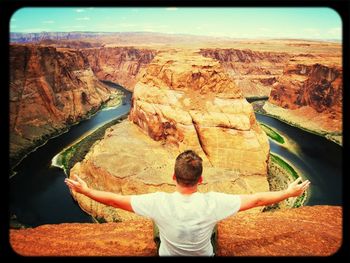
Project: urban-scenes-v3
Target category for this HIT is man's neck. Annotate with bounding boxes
[176,184,198,195]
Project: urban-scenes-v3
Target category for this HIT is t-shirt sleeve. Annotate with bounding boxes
[130,192,160,218]
[211,192,241,221]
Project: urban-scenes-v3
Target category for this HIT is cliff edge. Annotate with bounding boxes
[10,205,342,256]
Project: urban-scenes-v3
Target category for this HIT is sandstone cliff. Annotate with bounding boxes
[200,46,342,142]
[199,48,289,98]
[9,44,112,168]
[82,47,157,91]
[69,49,270,222]
[129,49,269,173]
[265,62,342,142]
[10,205,342,256]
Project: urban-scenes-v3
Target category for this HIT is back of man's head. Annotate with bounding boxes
[174,150,203,187]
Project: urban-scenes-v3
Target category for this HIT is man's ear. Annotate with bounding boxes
[198,176,203,184]
[172,174,176,181]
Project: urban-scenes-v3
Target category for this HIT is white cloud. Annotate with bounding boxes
[76,17,90,21]
[21,28,48,32]
[43,20,55,24]
[304,28,318,33]
[11,18,16,22]
[327,27,341,36]
[76,9,85,13]
[119,23,137,28]
[166,7,178,11]
[259,27,272,32]
[72,25,87,29]
[60,25,86,30]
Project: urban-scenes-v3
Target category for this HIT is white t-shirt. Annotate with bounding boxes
[131,191,241,256]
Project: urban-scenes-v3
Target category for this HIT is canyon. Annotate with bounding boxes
[9,44,157,169]
[9,33,342,256]
[69,49,270,222]
[9,44,113,168]
[200,43,342,144]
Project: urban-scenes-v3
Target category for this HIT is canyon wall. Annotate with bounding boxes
[9,44,112,167]
[264,61,342,142]
[70,49,270,222]
[199,48,290,98]
[200,46,342,142]
[269,62,342,114]
[129,50,269,173]
[82,47,157,90]
[10,205,342,256]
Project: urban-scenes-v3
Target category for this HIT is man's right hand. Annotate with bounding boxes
[64,174,89,195]
[286,177,311,197]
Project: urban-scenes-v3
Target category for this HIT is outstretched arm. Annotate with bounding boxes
[65,174,134,212]
[239,177,310,212]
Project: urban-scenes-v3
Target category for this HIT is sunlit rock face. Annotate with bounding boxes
[9,44,112,166]
[129,49,270,174]
[70,49,270,222]
[200,43,342,143]
[10,205,342,256]
[82,47,157,91]
[199,48,290,98]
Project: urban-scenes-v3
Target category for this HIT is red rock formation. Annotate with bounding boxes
[200,45,342,141]
[69,49,269,222]
[266,62,342,137]
[200,48,289,63]
[82,47,157,91]
[9,44,112,167]
[270,63,342,113]
[199,48,289,98]
[10,205,342,256]
[129,50,269,174]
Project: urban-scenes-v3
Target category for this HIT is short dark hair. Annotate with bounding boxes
[174,150,203,187]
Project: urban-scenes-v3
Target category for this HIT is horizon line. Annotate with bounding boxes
[10,31,342,43]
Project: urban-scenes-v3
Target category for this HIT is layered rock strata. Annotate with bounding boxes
[129,50,270,174]
[265,63,342,139]
[10,205,342,256]
[82,47,157,90]
[199,48,290,98]
[9,44,112,167]
[70,50,270,222]
[200,47,342,143]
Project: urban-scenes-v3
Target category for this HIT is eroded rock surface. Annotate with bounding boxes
[82,47,157,91]
[265,63,342,140]
[70,49,270,222]
[10,206,342,256]
[200,48,289,98]
[200,43,342,142]
[9,44,112,167]
[129,49,269,174]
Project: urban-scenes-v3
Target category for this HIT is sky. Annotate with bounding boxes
[10,7,342,41]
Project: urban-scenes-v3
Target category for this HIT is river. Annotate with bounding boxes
[9,85,342,227]
[9,81,132,227]
[255,114,342,206]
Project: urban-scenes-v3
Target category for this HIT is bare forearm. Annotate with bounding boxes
[239,189,291,211]
[83,188,133,212]
[239,178,310,212]
[253,189,291,207]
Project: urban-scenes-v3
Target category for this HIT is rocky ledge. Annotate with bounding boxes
[9,205,342,256]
